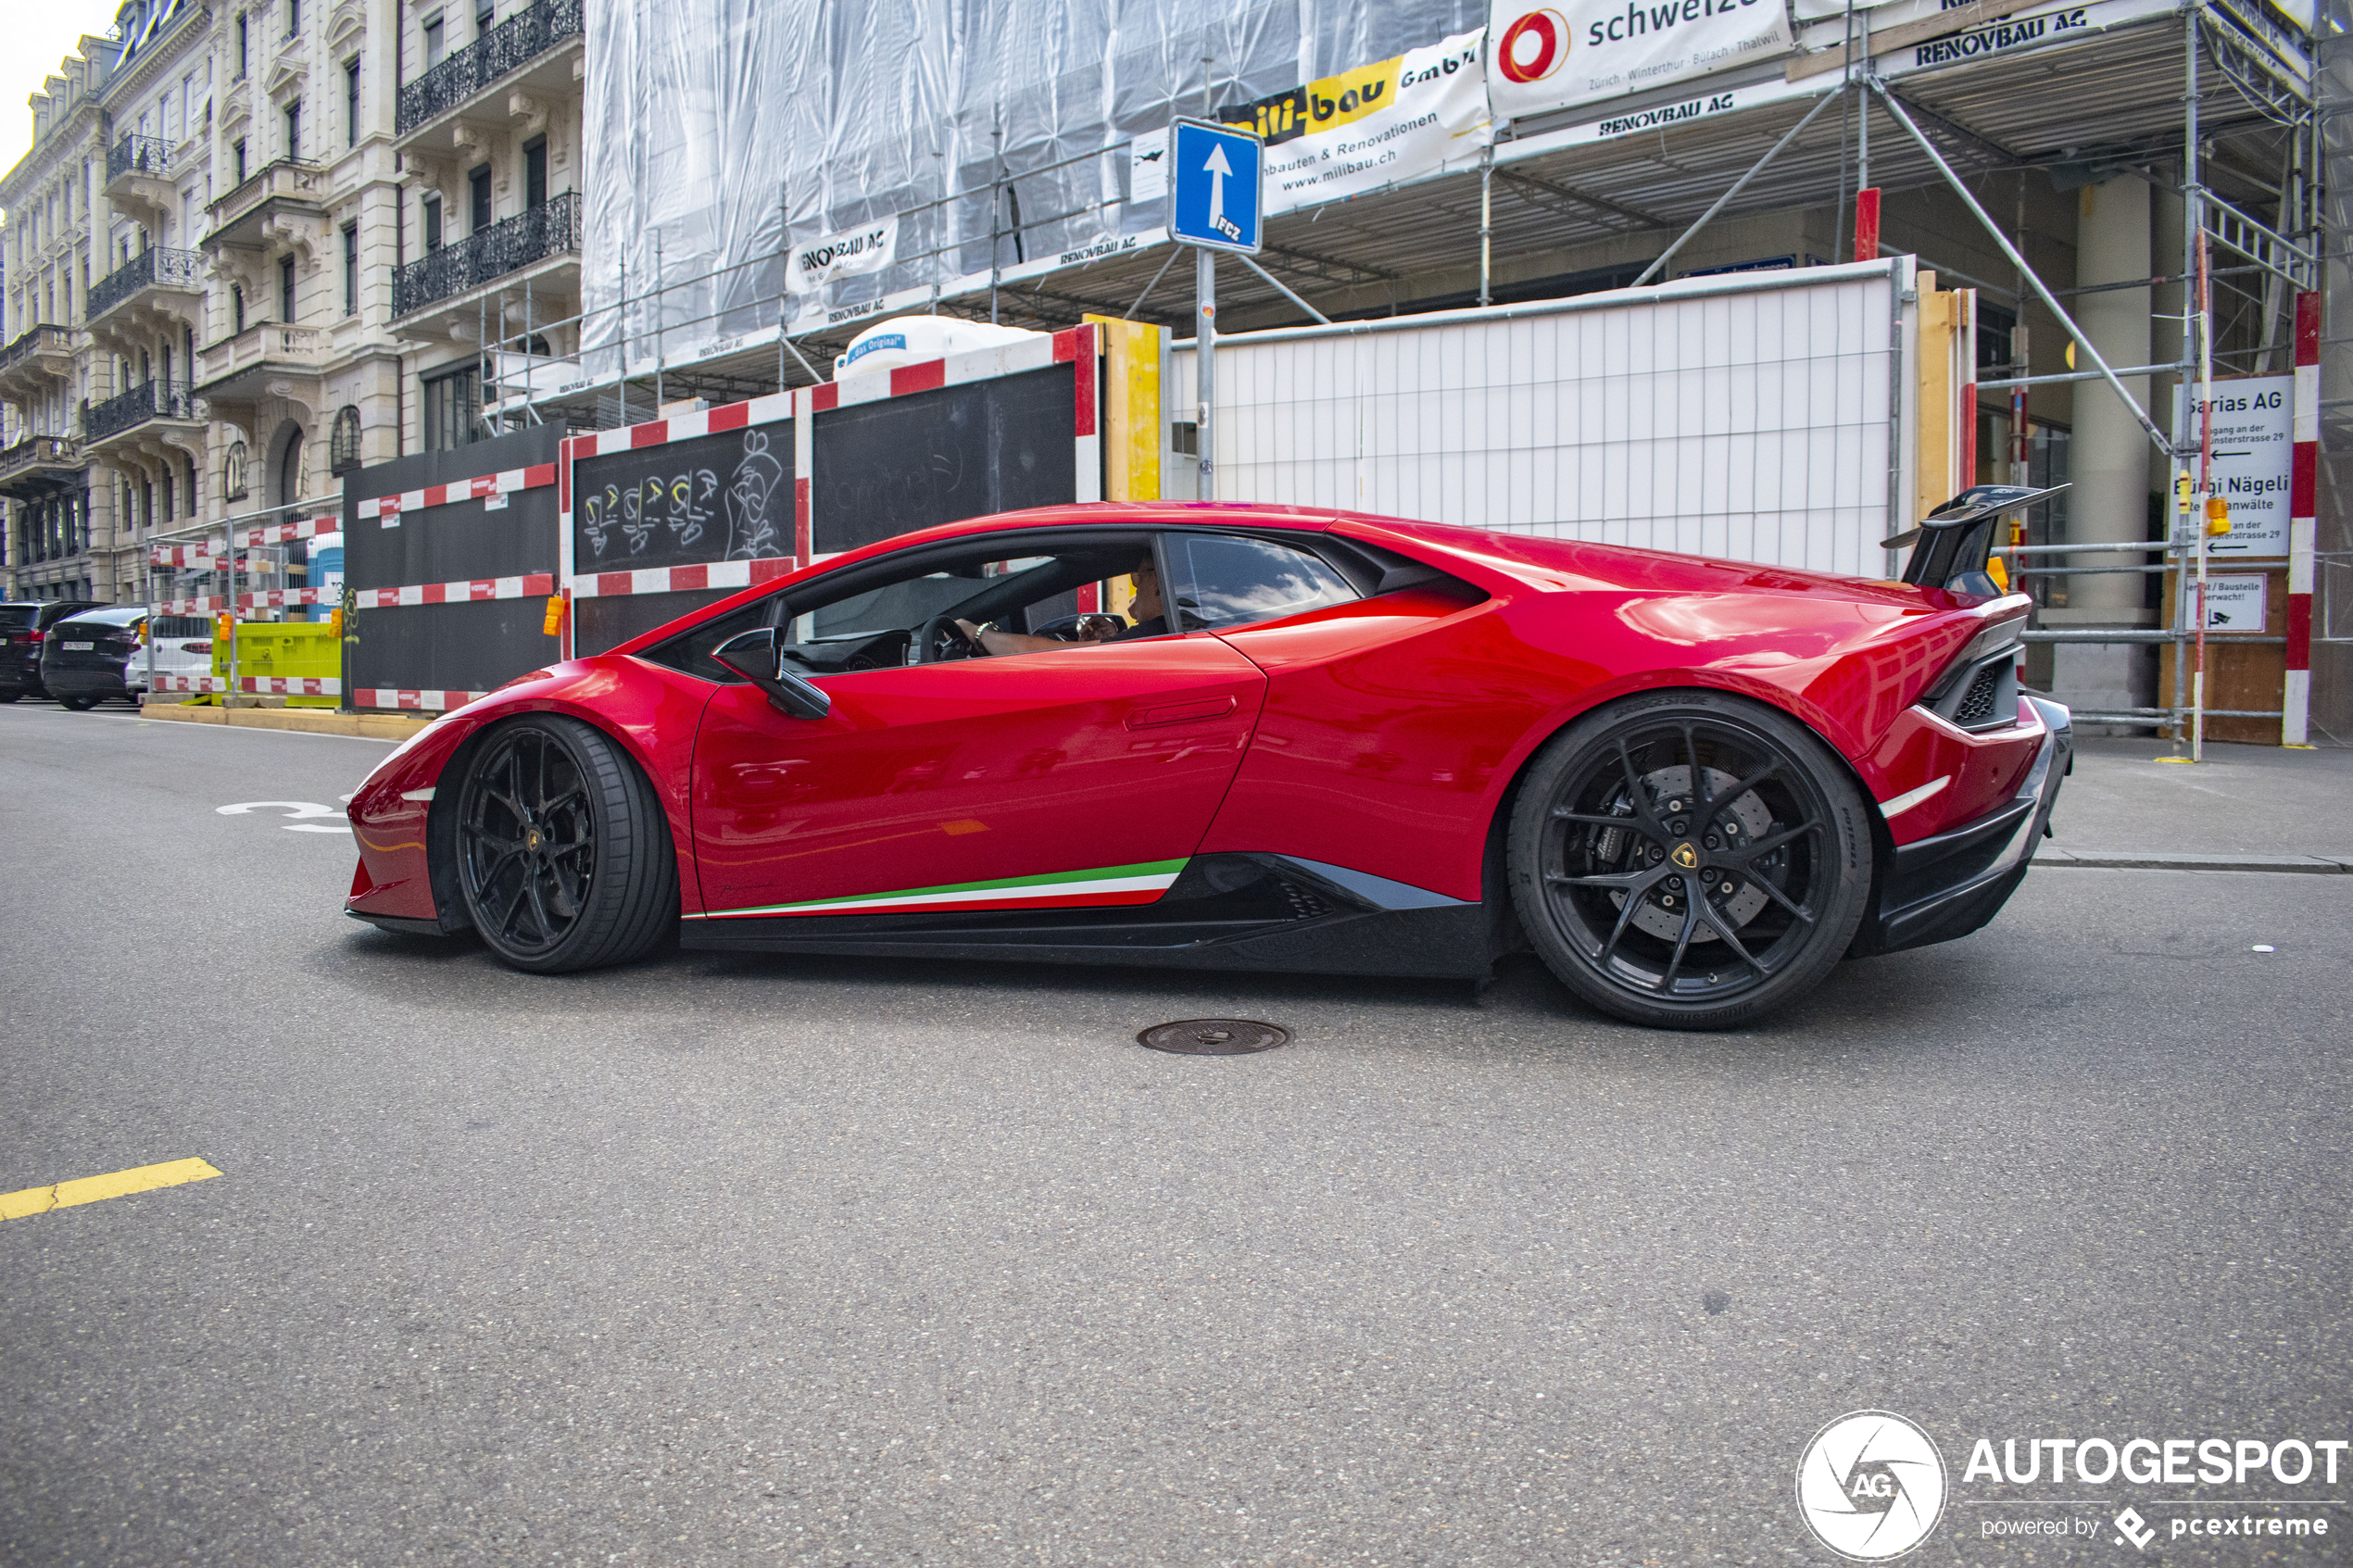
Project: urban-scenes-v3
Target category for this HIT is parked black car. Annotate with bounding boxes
[1,599,107,701]
[41,607,155,709]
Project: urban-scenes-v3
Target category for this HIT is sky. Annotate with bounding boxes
[1,0,129,194]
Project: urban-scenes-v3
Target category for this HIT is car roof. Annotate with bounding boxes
[57,606,146,625]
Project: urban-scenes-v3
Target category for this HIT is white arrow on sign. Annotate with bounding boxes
[1203,142,1233,229]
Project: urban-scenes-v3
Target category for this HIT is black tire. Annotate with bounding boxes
[1508,691,1874,1030]
[452,714,678,973]
[56,696,94,711]
[0,692,17,703]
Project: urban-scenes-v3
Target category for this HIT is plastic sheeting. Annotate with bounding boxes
[579,0,1485,371]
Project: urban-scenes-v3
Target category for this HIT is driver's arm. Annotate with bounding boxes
[955,619,1097,656]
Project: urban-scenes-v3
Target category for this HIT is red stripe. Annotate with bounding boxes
[890,360,946,397]
[522,573,554,594]
[2297,292,2322,367]
[1074,324,1098,438]
[709,402,750,433]
[2286,596,2312,671]
[1051,327,1079,363]
[672,563,710,591]
[597,571,633,596]
[2293,442,2316,517]
[796,476,812,564]
[422,583,449,604]
[523,461,557,488]
[750,557,793,585]
[631,420,671,447]
[810,383,840,413]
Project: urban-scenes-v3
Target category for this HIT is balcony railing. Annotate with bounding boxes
[0,434,79,483]
[108,132,172,184]
[0,324,74,377]
[206,158,325,231]
[395,191,582,316]
[199,320,327,387]
[88,246,204,320]
[87,379,198,443]
[398,0,584,134]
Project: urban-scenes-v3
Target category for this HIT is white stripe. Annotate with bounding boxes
[2284,669,2310,746]
[708,559,752,588]
[2296,366,2320,442]
[2288,518,2316,592]
[1878,775,1952,819]
[704,871,1180,919]
[748,391,793,424]
[835,371,896,407]
[668,411,711,442]
[632,567,672,596]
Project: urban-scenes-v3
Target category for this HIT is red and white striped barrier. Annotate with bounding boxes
[568,558,795,599]
[359,462,558,523]
[349,572,554,609]
[557,325,1101,626]
[239,587,333,610]
[150,544,270,569]
[157,594,233,614]
[238,513,340,547]
[2286,290,2317,746]
[151,674,342,696]
[350,688,486,711]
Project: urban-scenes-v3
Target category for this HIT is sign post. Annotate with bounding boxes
[1170,119,1264,502]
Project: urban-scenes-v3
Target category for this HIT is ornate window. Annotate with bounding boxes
[329,404,361,472]
[223,439,250,500]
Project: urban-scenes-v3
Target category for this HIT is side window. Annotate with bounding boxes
[635,598,773,684]
[1165,533,1357,633]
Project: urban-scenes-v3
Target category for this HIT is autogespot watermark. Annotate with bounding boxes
[1796,1413,2347,1558]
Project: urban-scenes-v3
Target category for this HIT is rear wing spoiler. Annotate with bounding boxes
[1884,483,2070,596]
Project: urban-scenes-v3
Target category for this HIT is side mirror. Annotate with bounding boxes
[711,627,832,721]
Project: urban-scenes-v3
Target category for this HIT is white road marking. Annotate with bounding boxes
[215,800,351,832]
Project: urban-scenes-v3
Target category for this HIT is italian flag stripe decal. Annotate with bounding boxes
[695,859,1189,920]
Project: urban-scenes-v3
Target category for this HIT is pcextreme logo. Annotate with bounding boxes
[1796,1411,1948,1561]
[1496,7,1571,83]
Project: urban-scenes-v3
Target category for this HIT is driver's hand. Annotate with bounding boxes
[954,619,983,644]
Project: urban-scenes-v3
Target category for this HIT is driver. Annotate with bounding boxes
[954,552,1167,656]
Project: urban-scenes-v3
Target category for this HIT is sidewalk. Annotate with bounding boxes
[2035,736,2353,873]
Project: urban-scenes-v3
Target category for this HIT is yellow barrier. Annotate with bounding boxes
[218,621,341,708]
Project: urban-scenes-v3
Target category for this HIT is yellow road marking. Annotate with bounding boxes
[0,1158,223,1221]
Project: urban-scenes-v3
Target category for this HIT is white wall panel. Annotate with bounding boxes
[1174,259,1913,580]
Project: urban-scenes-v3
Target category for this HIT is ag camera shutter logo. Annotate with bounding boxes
[1796,1411,1948,1560]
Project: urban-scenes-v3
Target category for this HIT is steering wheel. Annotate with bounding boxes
[915,614,981,664]
[1032,613,1125,643]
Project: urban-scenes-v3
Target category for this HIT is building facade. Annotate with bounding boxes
[1,0,578,607]
[1,33,124,603]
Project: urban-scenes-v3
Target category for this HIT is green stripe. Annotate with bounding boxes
[756,858,1189,914]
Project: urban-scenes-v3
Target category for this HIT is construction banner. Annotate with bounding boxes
[1218,29,1492,215]
[1486,0,1791,122]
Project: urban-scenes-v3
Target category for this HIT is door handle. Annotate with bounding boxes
[1126,696,1239,730]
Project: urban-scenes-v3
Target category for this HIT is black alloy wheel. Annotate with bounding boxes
[453,715,677,973]
[1509,692,1874,1030]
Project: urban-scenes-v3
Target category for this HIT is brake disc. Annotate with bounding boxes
[1604,764,1774,943]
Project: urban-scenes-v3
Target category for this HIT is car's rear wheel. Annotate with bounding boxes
[57,695,94,710]
[453,714,677,973]
[1508,692,1874,1030]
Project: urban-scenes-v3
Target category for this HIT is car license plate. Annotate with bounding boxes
[63,640,94,651]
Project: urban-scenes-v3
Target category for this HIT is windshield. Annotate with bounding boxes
[0,607,34,631]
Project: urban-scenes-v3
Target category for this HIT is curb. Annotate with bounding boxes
[137,703,434,741]
[2034,847,2353,874]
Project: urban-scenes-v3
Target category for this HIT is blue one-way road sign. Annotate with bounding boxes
[1170,119,1264,254]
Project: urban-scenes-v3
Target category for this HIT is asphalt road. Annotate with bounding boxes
[3,700,2347,1567]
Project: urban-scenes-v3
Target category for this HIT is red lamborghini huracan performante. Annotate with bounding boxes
[346,495,2070,1030]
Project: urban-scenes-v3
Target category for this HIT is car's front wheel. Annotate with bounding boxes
[453,714,677,973]
[56,695,94,711]
[1508,692,1874,1030]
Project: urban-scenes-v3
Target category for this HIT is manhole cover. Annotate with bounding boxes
[1137,1019,1291,1055]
